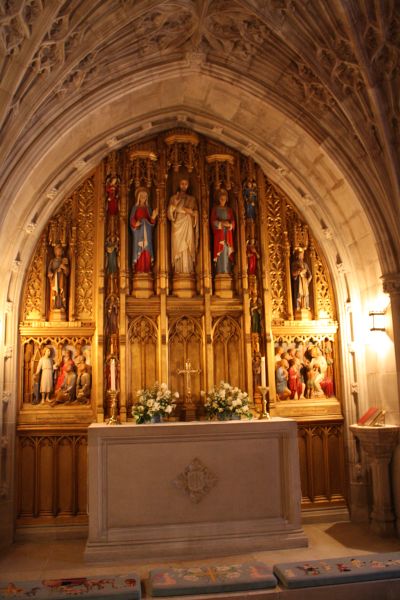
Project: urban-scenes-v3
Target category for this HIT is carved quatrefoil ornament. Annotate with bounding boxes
[173,457,218,504]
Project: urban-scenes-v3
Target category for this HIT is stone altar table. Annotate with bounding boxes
[85,418,307,561]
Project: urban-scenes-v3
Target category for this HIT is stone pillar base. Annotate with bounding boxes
[172,274,196,298]
[214,273,233,298]
[295,307,312,320]
[132,273,153,298]
[49,308,66,321]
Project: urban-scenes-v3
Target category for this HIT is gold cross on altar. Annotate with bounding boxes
[177,358,201,401]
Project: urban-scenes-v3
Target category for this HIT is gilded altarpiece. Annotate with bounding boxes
[17,129,346,529]
[17,175,99,528]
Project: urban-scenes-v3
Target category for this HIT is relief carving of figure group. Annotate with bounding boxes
[32,344,92,406]
[274,337,334,401]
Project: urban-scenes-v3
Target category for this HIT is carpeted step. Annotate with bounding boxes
[148,562,277,596]
[0,574,141,599]
[273,552,400,588]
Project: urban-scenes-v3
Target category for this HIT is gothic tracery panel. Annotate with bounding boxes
[169,316,203,401]
[212,316,243,389]
[128,316,158,402]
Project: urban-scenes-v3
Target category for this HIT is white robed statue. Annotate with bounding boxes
[168,178,199,274]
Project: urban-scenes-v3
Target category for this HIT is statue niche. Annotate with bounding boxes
[210,188,236,298]
[47,244,70,321]
[129,186,158,298]
[168,175,199,298]
[290,246,312,320]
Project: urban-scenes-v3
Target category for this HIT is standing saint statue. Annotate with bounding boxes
[168,178,198,274]
[48,244,70,318]
[291,247,312,313]
[35,347,54,403]
[130,187,158,273]
[211,188,235,274]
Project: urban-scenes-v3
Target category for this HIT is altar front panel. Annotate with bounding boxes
[86,418,307,560]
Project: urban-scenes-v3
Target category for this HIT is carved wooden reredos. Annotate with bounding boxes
[19,129,337,423]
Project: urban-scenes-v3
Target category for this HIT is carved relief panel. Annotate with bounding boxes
[20,336,92,409]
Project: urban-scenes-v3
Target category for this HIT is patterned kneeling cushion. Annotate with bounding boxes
[274,552,400,588]
[0,574,141,600]
[149,562,277,596]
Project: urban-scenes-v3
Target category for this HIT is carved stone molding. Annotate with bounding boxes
[382,273,400,296]
[2,392,11,405]
[173,457,218,503]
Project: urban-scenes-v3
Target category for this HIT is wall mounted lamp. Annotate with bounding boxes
[369,310,386,332]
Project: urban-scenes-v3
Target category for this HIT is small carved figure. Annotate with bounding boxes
[130,187,158,273]
[246,238,259,275]
[48,244,70,314]
[55,349,75,392]
[310,346,327,396]
[168,178,198,274]
[275,359,291,400]
[53,363,77,405]
[35,347,54,403]
[105,235,119,275]
[250,297,262,334]
[291,247,312,311]
[243,178,257,220]
[211,188,235,274]
[76,357,91,403]
[106,176,119,216]
[323,337,334,386]
[305,363,315,398]
[288,358,302,399]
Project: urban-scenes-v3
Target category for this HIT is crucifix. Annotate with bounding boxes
[177,358,201,421]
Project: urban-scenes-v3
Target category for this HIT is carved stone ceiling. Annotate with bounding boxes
[0,1,399,267]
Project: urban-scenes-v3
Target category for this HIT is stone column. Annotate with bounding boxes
[350,424,399,536]
[382,273,400,536]
[382,273,400,409]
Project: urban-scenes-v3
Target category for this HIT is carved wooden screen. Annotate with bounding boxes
[17,431,87,522]
[212,316,243,389]
[169,316,203,399]
[128,316,158,401]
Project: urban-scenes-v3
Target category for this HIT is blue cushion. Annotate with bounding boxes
[274,552,400,588]
[149,562,277,596]
[0,575,141,599]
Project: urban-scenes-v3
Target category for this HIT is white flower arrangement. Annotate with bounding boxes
[132,382,178,423]
[202,381,252,420]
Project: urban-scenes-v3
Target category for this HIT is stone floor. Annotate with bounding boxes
[1,521,399,598]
